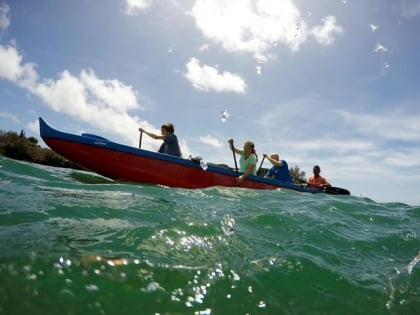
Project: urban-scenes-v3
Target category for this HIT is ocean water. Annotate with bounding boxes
[0,156,419,315]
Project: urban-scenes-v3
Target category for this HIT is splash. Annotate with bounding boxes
[188,156,208,171]
[221,214,235,236]
[373,43,388,53]
[200,159,208,171]
[407,251,420,274]
[220,109,229,122]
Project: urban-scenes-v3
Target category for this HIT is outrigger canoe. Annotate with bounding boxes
[39,118,350,195]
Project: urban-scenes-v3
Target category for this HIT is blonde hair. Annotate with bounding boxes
[244,140,258,160]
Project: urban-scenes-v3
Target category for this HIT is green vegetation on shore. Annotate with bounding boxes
[0,129,84,170]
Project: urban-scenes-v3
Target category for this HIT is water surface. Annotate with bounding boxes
[0,156,419,314]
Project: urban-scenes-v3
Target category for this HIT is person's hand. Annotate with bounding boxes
[228,139,235,150]
[263,153,268,158]
[139,127,144,132]
[237,175,244,184]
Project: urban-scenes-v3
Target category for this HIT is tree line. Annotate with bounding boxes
[0,129,84,170]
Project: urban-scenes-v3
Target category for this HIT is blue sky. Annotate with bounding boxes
[1,0,420,205]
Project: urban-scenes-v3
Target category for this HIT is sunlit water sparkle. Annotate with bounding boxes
[0,156,419,314]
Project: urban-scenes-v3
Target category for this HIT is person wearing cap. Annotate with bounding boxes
[263,153,292,182]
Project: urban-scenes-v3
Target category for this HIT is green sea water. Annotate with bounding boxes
[0,156,419,315]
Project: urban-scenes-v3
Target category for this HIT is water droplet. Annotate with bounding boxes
[221,214,235,235]
[200,159,208,171]
[407,251,420,274]
[85,284,99,292]
[220,110,229,122]
[146,282,160,292]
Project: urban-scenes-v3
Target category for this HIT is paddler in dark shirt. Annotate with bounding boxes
[139,122,182,157]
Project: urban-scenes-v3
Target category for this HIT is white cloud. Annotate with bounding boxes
[199,44,209,52]
[401,0,420,18]
[0,43,38,87]
[338,110,420,142]
[80,69,138,112]
[0,42,144,146]
[125,0,152,15]
[32,70,142,142]
[184,57,246,93]
[0,11,188,154]
[199,134,223,148]
[190,0,343,62]
[26,119,39,134]
[0,2,10,31]
[383,149,420,168]
[311,16,343,46]
[291,138,374,154]
[0,111,19,123]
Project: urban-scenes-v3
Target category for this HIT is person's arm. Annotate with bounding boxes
[238,164,255,183]
[320,177,331,187]
[264,167,274,178]
[237,155,257,183]
[307,177,330,189]
[227,139,243,154]
[139,128,164,140]
[263,153,282,167]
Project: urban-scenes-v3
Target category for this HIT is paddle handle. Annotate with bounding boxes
[139,131,143,149]
[257,155,266,176]
[229,139,239,177]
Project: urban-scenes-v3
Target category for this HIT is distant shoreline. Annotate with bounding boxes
[0,129,85,170]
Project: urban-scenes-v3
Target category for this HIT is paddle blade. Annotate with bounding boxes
[324,186,350,195]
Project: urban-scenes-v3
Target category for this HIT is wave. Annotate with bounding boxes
[1,156,419,314]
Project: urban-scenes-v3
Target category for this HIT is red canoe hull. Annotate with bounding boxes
[44,138,278,189]
[39,117,324,193]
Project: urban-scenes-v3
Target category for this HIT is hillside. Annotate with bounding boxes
[0,129,84,170]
